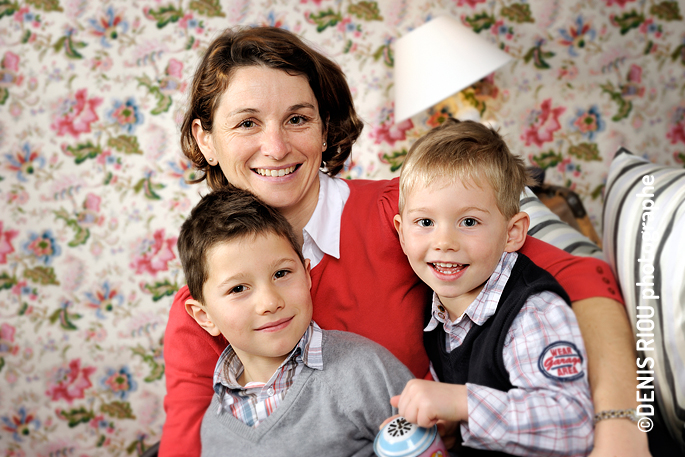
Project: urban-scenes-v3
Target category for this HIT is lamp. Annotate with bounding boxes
[393,16,512,124]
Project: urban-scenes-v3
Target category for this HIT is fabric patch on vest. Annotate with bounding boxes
[538,341,584,382]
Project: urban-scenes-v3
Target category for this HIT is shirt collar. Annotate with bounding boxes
[424,251,518,331]
[213,321,324,394]
[302,171,350,261]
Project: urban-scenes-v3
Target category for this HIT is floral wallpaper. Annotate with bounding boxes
[0,0,683,455]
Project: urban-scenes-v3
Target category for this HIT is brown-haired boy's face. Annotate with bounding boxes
[189,232,313,376]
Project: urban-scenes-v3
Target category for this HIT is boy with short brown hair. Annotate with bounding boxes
[177,186,412,456]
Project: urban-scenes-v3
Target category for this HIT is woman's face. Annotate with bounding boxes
[193,66,326,219]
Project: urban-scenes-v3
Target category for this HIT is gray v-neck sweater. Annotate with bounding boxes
[200,330,414,456]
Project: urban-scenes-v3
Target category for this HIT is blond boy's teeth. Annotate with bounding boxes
[432,262,467,274]
[255,166,296,177]
[434,262,462,268]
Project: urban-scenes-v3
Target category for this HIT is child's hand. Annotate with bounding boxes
[378,414,400,430]
[390,379,468,428]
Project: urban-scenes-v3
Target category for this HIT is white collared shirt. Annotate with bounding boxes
[301,171,350,268]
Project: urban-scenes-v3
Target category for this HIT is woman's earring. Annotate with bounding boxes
[207,157,214,163]
[323,141,327,148]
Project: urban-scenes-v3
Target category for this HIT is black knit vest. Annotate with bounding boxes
[423,253,571,456]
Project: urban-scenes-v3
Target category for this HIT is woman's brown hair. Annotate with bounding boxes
[180,26,364,190]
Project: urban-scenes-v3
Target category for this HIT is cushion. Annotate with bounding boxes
[602,147,685,446]
[521,187,603,259]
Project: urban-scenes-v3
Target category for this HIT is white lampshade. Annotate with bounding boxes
[394,16,512,123]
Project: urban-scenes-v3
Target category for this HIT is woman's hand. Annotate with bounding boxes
[572,297,652,457]
[589,419,652,457]
[390,379,468,428]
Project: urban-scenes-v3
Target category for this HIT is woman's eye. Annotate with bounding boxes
[229,285,245,294]
[238,120,255,128]
[274,269,290,279]
[461,218,478,227]
[288,115,307,125]
[417,219,434,227]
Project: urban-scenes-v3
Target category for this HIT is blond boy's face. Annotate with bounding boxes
[394,177,525,317]
[189,232,312,371]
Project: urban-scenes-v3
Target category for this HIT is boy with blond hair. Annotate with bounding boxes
[177,186,412,456]
[392,118,594,456]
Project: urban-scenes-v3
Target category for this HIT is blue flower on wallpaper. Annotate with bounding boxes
[17,283,37,299]
[4,142,45,182]
[571,105,605,141]
[262,10,286,28]
[559,16,596,57]
[107,97,143,134]
[101,366,138,400]
[167,159,198,189]
[1,406,41,442]
[84,281,124,319]
[185,17,199,29]
[15,7,41,27]
[23,230,61,265]
[88,6,129,48]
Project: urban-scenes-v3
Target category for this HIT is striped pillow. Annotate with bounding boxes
[602,147,685,446]
[521,187,603,259]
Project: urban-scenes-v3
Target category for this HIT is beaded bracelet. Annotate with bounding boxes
[593,409,638,424]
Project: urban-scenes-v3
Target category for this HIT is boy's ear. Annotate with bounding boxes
[304,258,312,290]
[393,214,407,253]
[191,119,216,165]
[504,211,530,253]
[185,298,222,337]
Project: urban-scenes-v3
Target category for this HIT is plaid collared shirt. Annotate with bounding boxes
[425,252,594,456]
[212,321,324,427]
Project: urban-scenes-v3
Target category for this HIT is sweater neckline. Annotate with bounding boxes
[208,333,329,441]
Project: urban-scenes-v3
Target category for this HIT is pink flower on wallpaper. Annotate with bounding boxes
[45,359,96,403]
[14,7,41,27]
[178,13,201,32]
[639,18,663,38]
[491,19,513,40]
[84,193,101,212]
[620,64,645,100]
[521,99,566,147]
[426,111,452,128]
[51,88,103,138]
[0,323,18,356]
[130,229,177,276]
[159,59,188,94]
[2,51,19,72]
[77,193,105,227]
[0,221,18,264]
[666,106,685,145]
[603,0,636,6]
[455,0,486,7]
[166,58,183,79]
[1,51,23,87]
[371,118,414,146]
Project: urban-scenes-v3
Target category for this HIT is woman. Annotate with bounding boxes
[161,26,647,457]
